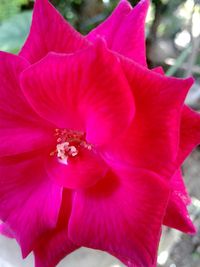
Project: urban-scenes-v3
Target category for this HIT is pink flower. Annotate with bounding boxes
[0,0,200,266]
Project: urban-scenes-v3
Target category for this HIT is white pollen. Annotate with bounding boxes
[50,129,93,162]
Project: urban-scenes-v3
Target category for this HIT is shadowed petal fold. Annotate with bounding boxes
[19,0,89,64]
[34,190,79,267]
[87,0,149,65]
[68,168,170,267]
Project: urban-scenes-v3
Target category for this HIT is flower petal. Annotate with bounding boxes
[152,66,165,75]
[0,52,54,156]
[149,68,200,168]
[20,42,135,145]
[34,190,78,267]
[0,223,14,238]
[87,0,132,43]
[163,170,196,234]
[46,148,108,189]
[0,154,63,257]
[87,0,149,65]
[19,0,88,64]
[176,106,200,166]
[68,168,170,266]
[150,67,198,233]
[105,58,193,177]
[162,107,200,233]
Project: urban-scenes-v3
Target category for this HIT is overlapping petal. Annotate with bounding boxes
[0,154,63,257]
[47,149,107,189]
[87,0,132,43]
[20,42,135,146]
[149,67,200,234]
[163,170,196,233]
[163,106,200,232]
[34,190,78,267]
[88,0,149,65]
[0,52,54,157]
[68,168,170,267]
[151,66,200,168]
[103,57,193,177]
[176,106,200,166]
[19,0,89,64]
[150,66,200,168]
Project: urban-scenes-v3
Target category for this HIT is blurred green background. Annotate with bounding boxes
[0,0,200,79]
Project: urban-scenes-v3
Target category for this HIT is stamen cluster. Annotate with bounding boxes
[50,129,92,164]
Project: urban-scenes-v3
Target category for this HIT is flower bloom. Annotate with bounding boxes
[0,0,200,266]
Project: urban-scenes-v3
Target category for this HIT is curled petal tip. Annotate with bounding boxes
[136,0,150,14]
[189,224,197,235]
[187,76,195,85]
[182,217,197,235]
[134,0,150,13]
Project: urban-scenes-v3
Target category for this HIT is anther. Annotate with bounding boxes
[50,129,92,164]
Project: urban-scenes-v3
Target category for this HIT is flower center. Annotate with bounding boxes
[50,129,92,165]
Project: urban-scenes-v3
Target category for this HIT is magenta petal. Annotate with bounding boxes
[20,42,135,145]
[0,155,63,257]
[68,168,170,266]
[19,0,88,63]
[176,106,200,166]
[164,170,196,233]
[152,66,165,75]
[163,106,200,233]
[0,127,55,157]
[149,67,198,233]
[87,0,149,65]
[164,198,196,234]
[0,223,14,238]
[0,51,54,156]
[34,229,77,267]
[34,190,79,267]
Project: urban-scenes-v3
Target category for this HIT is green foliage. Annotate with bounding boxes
[151,0,185,39]
[51,0,84,28]
[0,11,32,53]
[166,46,191,76]
[0,0,29,22]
